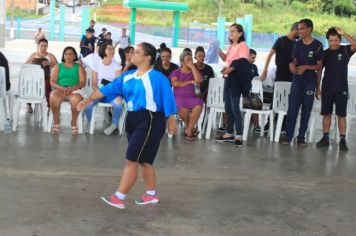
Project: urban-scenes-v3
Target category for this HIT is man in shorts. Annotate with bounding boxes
[316,27,356,151]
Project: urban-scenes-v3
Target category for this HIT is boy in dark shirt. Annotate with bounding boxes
[282,19,323,146]
[316,27,356,151]
[261,22,299,82]
[80,28,95,58]
[121,46,137,72]
[97,27,107,47]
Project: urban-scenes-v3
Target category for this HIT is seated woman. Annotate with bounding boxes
[194,46,215,101]
[84,43,123,135]
[121,46,137,73]
[154,47,178,80]
[25,38,58,112]
[49,46,86,134]
[170,51,203,140]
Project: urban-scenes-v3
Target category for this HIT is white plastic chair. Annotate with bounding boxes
[0,67,6,131]
[12,65,48,131]
[84,68,125,135]
[242,79,274,142]
[273,81,291,142]
[345,84,356,141]
[205,77,225,139]
[208,63,224,77]
[89,101,126,135]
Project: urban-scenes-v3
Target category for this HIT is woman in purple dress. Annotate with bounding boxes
[170,51,203,140]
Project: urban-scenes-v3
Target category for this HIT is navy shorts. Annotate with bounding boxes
[125,110,166,165]
[321,91,348,117]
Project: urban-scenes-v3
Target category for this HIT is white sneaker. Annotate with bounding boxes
[104,124,118,135]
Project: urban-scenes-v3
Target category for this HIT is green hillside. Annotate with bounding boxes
[95,0,356,36]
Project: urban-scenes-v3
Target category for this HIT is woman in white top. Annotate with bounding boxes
[84,43,123,135]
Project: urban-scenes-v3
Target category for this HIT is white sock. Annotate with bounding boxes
[115,191,126,200]
[146,190,156,196]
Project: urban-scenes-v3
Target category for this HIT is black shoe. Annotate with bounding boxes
[215,135,234,143]
[339,138,349,152]
[234,139,243,147]
[217,125,227,133]
[297,140,307,147]
[280,137,290,145]
[280,127,287,134]
[316,137,330,148]
[254,125,269,134]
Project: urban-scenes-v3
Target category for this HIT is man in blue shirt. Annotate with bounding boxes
[281,19,323,146]
[316,27,356,151]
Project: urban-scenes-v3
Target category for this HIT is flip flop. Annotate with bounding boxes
[71,126,79,135]
[51,124,60,134]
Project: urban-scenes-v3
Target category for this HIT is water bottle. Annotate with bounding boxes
[4,119,12,134]
[193,82,201,97]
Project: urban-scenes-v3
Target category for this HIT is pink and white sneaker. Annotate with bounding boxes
[134,194,160,205]
[101,195,126,209]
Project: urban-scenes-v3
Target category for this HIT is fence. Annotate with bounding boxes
[5,18,341,49]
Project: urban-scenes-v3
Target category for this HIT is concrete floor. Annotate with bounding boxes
[1,110,356,236]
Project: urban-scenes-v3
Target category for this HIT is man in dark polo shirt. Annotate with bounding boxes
[281,19,323,146]
[316,27,356,151]
[261,22,299,82]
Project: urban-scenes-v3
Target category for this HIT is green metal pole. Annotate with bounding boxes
[236,17,246,31]
[59,4,65,41]
[81,8,90,35]
[129,8,137,44]
[49,0,55,40]
[172,11,180,48]
[16,18,21,39]
[217,17,225,49]
[244,14,253,47]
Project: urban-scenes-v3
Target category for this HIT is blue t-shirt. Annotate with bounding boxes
[322,45,355,93]
[80,35,95,57]
[100,69,177,118]
[291,39,323,79]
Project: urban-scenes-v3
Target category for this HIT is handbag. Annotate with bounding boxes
[243,93,263,110]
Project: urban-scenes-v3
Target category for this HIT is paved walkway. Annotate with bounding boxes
[1,39,356,236]
[0,111,356,235]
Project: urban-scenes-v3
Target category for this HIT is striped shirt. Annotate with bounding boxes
[100,69,177,117]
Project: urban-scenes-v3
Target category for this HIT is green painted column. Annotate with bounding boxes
[129,8,137,44]
[273,33,278,43]
[217,17,225,49]
[244,14,253,47]
[16,18,21,39]
[81,8,90,35]
[324,38,329,49]
[172,11,180,48]
[59,4,65,41]
[236,17,246,31]
[50,1,55,40]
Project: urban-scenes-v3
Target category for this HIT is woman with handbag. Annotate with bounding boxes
[215,23,250,147]
[170,51,203,140]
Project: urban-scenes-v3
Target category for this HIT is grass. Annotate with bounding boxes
[93,0,356,35]
[6,8,43,19]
